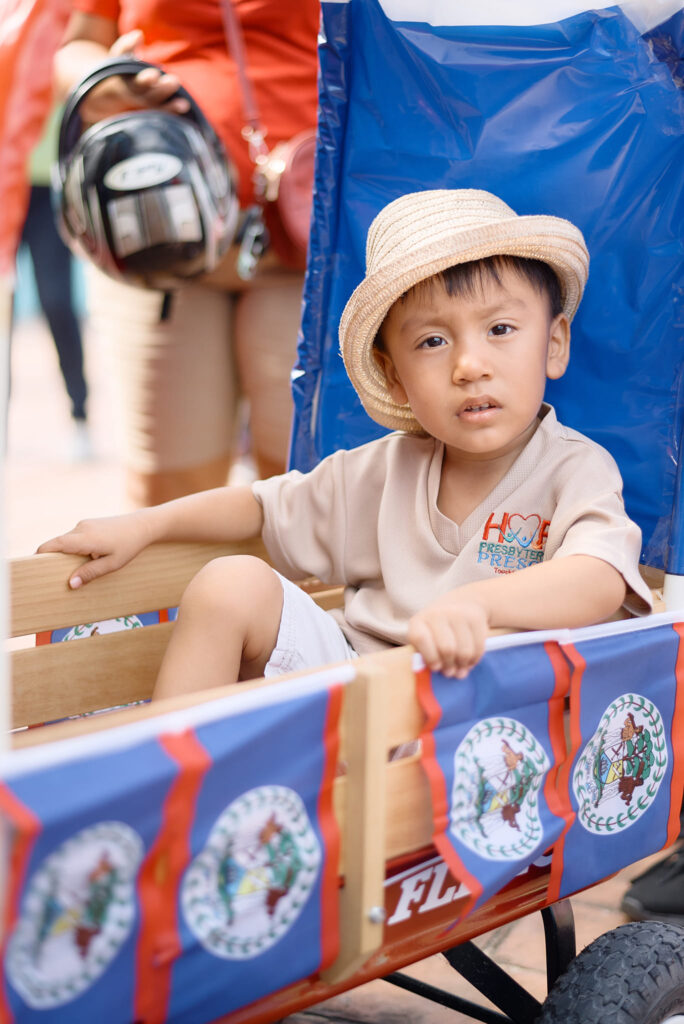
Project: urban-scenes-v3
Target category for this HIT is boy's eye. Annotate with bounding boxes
[418,335,447,349]
[490,323,513,337]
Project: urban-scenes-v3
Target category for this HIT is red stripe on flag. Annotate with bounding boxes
[317,682,344,972]
[667,623,684,847]
[543,642,574,906]
[415,666,483,924]
[416,666,447,832]
[547,642,585,903]
[134,730,211,1024]
[0,785,42,1024]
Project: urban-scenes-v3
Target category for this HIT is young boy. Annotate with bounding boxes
[39,189,652,698]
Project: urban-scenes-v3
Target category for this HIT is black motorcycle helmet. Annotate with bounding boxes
[53,57,239,290]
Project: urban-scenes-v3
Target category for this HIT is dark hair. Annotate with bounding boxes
[374,255,563,351]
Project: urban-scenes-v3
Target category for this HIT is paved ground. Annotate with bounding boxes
[6,314,130,557]
[4,315,671,1020]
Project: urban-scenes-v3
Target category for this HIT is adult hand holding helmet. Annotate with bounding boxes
[72,30,191,125]
[53,41,239,290]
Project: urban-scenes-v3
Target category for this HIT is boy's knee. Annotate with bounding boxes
[181,556,281,622]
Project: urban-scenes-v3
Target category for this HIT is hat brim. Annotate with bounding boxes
[339,214,589,432]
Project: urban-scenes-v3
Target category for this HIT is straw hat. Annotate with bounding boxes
[339,188,589,433]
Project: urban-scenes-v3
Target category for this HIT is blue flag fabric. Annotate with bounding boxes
[0,675,342,1024]
[166,683,339,1024]
[1,738,175,1024]
[419,617,684,917]
[554,620,684,900]
[44,611,163,643]
[294,0,684,569]
[418,638,568,918]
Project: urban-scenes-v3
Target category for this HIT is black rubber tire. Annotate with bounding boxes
[536,921,684,1024]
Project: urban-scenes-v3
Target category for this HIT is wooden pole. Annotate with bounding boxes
[0,274,12,938]
[0,276,11,746]
[321,661,388,983]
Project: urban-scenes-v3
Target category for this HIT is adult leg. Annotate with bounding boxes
[234,271,304,478]
[22,185,88,420]
[86,268,239,505]
[152,556,284,701]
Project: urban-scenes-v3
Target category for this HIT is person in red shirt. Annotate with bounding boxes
[53,0,320,504]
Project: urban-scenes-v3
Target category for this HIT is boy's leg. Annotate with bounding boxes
[152,556,284,701]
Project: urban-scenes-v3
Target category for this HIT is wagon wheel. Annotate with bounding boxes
[536,921,684,1024]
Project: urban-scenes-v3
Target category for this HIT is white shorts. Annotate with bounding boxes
[264,572,357,678]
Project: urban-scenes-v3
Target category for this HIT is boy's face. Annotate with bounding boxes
[374,266,570,464]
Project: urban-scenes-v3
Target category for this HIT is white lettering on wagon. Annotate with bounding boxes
[386,856,469,925]
[384,851,553,928]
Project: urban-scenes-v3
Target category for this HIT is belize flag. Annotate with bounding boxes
[549,615,684,902]
[417,634,570,920]
[0,669,346,1024]
[163,673,344,1024]
[418,614,684,918]
[0,734,176,1024]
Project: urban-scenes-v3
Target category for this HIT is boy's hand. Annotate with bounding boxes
[408,592,490,679]
[37,511,155,589]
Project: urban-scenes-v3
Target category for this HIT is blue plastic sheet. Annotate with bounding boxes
[294,1,684,570]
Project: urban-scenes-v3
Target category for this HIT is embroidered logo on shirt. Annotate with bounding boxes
[477,511,550,572]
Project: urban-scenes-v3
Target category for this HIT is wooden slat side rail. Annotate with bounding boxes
[10,622,173,729]
[9,573,664,735]
[321,660,389,983]
[11,642,419,743]
[9,547,660,641]
[9,540,269,638]
[10,592,347,729]
[328,756,429,875]
[10,671,283,747]
[384,755,433,860]
[10,548,663,640]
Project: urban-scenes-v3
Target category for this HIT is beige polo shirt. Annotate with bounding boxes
[252,405,652,655]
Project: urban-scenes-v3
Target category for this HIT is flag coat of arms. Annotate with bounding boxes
[418,616,684,916]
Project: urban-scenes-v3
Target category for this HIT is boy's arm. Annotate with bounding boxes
[37,485,264,589]
[409,555,626,678]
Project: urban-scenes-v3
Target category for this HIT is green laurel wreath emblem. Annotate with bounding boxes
[6,822,143,1009]
[450,717,550,862]
[63,616,144,641]
[182,785,321,960]
[572,693,668,835]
